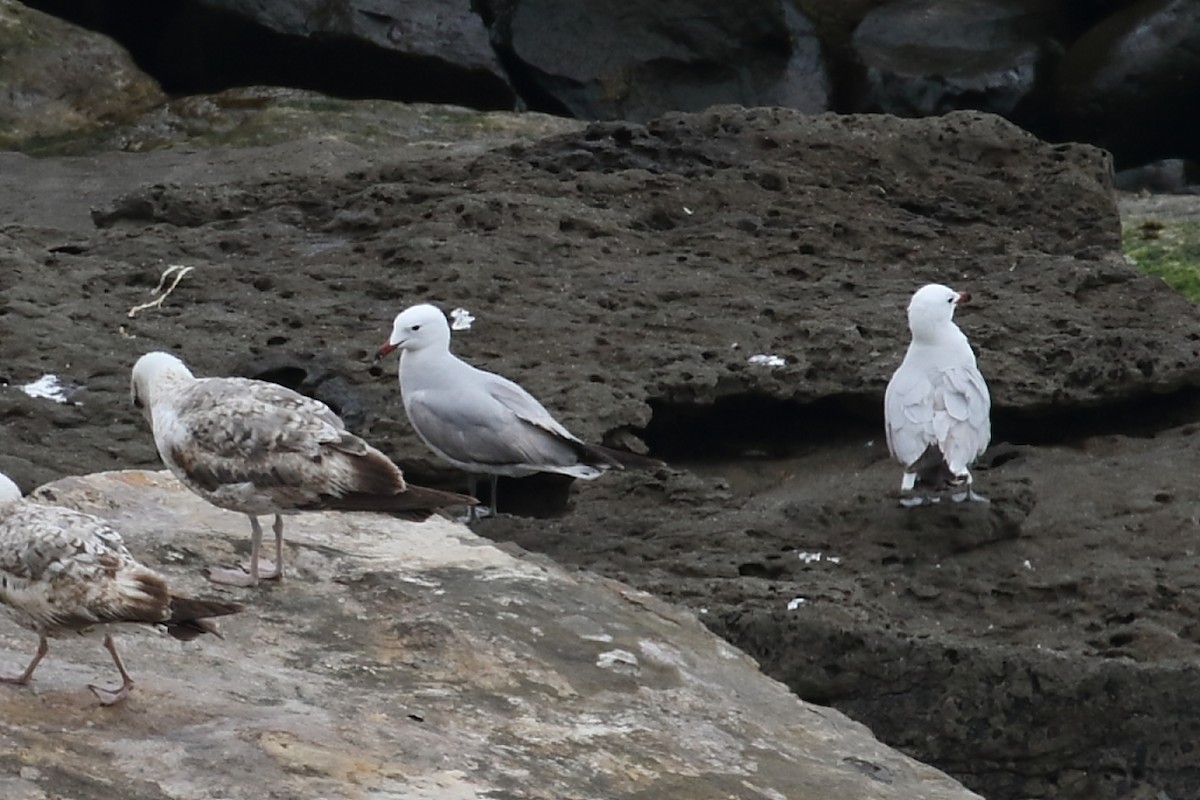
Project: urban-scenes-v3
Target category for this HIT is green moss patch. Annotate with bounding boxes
[1123,219,1200,302]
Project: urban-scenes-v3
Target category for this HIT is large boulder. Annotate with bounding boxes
[0,0,164,151]
[19,0,516,109]
[1055,0,1200,167]
[847,0,1066,132]
[192,0,512,104]
[477,0,830,120]
[2,104,1193,472]
[0,470,984,800]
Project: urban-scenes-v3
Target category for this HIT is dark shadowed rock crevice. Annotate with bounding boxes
[1055,0,1200,166]
[477,0,830,121]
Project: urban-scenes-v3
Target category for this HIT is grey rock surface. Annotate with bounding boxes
[0,470,983,800]
[13,0,1200,168]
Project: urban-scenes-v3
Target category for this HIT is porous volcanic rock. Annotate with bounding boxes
[3,102,1200,800]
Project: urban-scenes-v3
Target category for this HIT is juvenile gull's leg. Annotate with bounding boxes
[243,515,284,580]
[267,513,285,581]
[0,634,48,686]
[208,515,269,587]
[88,634,134,706]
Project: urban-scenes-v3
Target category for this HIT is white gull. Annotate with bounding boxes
[884,284,991,505]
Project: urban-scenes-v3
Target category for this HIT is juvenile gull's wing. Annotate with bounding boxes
[0,500,170,631]
[161,376,375,499]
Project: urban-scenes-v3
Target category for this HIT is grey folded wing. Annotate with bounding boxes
[407,376,586,470]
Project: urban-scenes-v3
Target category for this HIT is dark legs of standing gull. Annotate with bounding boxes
[206,514,285,587]
[0,633,49,686]
[88,634,134,706]
[898,467,988,507]
[464,475,498,522]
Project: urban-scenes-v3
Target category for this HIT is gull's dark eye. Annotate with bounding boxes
[132,395,144,410]
[947,297,954,303]
[411,324,421,331]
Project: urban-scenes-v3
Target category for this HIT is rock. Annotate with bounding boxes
[4,105,1195,468]
[201,0,512,103]
[4,102,1200,799]
[0,469,984,800]
[201,0,498,72]
[20,0,516,109]
[848,0,1066,130]
[796,0,894,52]
[1113,158,1200,194]
[15,0,1200,172]
[478,0,830,120]
[1055,0,1200,167]
[100,86,578,154]
[0,0,165,151]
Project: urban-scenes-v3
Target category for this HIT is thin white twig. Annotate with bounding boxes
[127,265,194,318]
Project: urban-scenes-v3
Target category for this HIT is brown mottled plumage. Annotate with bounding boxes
[0,473,241,705]
[130,352,474,587]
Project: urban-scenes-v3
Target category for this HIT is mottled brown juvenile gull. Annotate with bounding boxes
[131,351,475,587]
[375,303,661,520]
[884,283,991,506]
[0,471,241,705]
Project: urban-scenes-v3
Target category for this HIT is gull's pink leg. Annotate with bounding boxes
[208,515,274,587]
[88,634,134,706]
[0,634,49,686]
